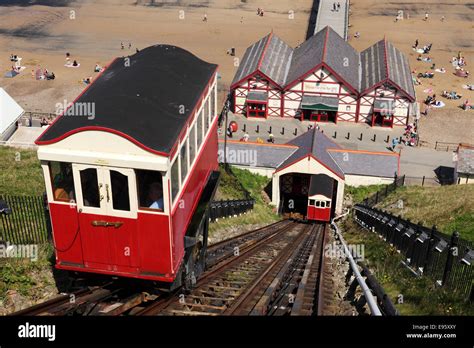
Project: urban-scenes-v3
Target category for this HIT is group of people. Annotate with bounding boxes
[403,123,418,147]
[256,8,264,16]
[442,90,462,100]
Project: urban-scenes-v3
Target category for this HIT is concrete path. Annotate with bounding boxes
[314,0,348,39]
[221,113,456,181]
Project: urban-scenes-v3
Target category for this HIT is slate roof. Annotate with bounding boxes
[231,33,293,87]
[278,129,345,178]
[36,45,217,154]
[360,39,415,100]
[457,144,474,175]
[232,27,415,99]
[218,141,297,168]
[301,95,339,108]
[328,150,399,178]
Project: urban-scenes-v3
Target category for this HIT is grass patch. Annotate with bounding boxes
[0,244,54,300]
[342,217,474,315]
[345,184,387,204]
[214,164,248,200]
[0,147,44,196]
[209,166,279,235]
[375,185,474,242]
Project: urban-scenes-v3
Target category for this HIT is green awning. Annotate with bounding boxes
[301,95,339,111]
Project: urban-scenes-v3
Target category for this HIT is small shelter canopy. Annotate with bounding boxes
[247,91,268,102]
[301,95,339,111]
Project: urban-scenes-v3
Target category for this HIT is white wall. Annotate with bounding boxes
[344,174,395,187]
[0,88,24,138]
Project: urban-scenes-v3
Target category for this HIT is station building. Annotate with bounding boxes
[231,26,416,128]
[219,128,400,218]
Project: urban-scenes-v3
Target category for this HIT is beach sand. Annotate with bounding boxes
[348,0,474,145]
[0,0,312,114]
[0,0,472,145]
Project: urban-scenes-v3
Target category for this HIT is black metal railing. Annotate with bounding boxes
[353,204,473,299]
[363,175,405,207]
[0,194,50,244]
[209,199,255,222]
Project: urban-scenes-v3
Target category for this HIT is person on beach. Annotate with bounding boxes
[424,12,429,21]
[121,42,124,50]
[203,14,207,22]
[414,39,419,49]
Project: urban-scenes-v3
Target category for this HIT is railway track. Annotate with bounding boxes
[138,222,328,316]
[11,221,329,316]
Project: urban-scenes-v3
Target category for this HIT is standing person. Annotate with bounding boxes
[333,2,336,11]
[337,2,341,11]
[441,15,445,22]
[391,138,399,152]
[424,12,429,21]
[128,42,131,49]
[414,39,419,48]
[203,14,207,22]
[121,42,124,50]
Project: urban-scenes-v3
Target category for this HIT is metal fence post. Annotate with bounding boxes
[441,231,459,287]
[422,225,437,274]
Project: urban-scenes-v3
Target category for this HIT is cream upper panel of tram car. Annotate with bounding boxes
[37,130,169,172]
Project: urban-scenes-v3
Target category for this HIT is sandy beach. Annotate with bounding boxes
[347,0,474,145]
[0,0,312,113]
[0,0,473,145]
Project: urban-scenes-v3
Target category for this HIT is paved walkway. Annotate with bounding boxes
[221,113,455,180]
[314,0,348,39]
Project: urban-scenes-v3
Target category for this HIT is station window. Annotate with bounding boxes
[309,199,315,206]
[326,201,331,208]
[110,171,130,211]
[171,159,180,203]
[320,201,326,208]
[49,162,75,202]
[196,110,203,149]
[189,123,196,166]
[136,170,164,211]
[79,168,100,208]
[315,201,320,207]
[180,139,189,184]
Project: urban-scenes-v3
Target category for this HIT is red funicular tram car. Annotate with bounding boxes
[35,45,220,289]
[306,174,334,222]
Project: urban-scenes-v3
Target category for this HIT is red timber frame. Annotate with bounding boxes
[358,38,415,127]
[282,65,358,122]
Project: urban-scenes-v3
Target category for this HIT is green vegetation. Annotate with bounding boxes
[375,185,474,242]
[345,184,387,204]
[0,245,54,301]
[342,218,474,315]
[209,166,279,235]
[0,147,44,196]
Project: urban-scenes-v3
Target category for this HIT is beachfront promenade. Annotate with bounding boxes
[314,0,349,40]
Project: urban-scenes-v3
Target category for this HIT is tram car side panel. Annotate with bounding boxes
[306,174,334,222]
[171,118,219,274]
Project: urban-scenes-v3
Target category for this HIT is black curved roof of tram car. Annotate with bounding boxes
[36,45,218,154]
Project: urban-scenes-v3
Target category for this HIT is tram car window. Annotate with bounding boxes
[35,45,220,289]
[49,162,75,202]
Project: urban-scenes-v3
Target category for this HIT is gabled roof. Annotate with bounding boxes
[285,27,360,92]
[36,45,217,155]
[231,33,293,88]
[284,28,326,87]
[232,27,415,100]
[360,39,416,100]
[277,128,345,179]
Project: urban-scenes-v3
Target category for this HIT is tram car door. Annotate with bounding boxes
[306,174,334,222]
